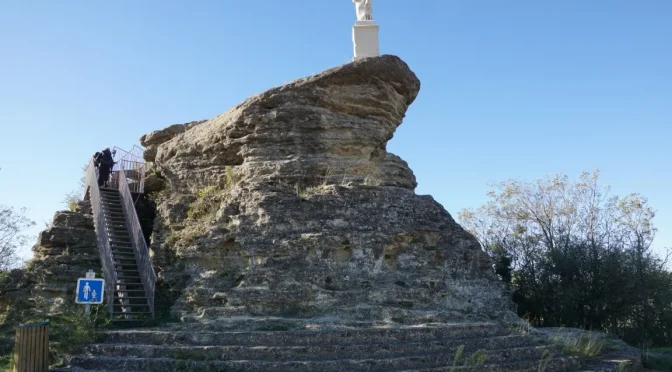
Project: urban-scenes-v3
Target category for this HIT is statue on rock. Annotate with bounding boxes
[353,0,373,21]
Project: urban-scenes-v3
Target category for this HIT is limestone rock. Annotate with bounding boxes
[74,199,92,215]
[150,55,420,191]
[140,120,207,162]
[0,208,100,322]
[140,124,187,147]
[144,55,515,324]
[144,173,166,193]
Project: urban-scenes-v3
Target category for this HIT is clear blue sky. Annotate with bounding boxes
[1,0,670,262]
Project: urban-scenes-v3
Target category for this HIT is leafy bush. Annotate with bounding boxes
[460,171,672,347]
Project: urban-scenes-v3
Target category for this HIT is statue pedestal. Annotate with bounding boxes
[352,20,380,60]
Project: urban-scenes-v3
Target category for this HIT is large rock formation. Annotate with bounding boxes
[0,201,100,324]
[145,55,515,324]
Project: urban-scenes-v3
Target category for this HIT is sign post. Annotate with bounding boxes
[75,269,105,315]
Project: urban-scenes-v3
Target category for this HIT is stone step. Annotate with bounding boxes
[98,323,510,347]
[161,317,399,332]
[188,304,477,325]
[85,334,537,362]
[405,355,581,371]
[62,346,569,372]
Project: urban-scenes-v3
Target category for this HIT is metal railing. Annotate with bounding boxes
[85,161,118,319]
[117,163,156,318]
[107,146,146,194]
[113,145,144,164]
[114,159,145,194]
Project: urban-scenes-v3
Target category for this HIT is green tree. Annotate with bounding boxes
[0,205,35,271]
[459,170,672,346]
[0,167,36,271]
[62,163,89,211]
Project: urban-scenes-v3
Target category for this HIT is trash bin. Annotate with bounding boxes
[13,321,49,372]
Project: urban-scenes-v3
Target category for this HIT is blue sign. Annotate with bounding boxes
[75,278,105,304]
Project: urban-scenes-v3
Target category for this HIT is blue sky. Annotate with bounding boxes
[0,0,670,261]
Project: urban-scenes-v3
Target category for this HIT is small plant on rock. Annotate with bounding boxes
[466,349,487,370]
[549,331,605,358]
[538,349,553,372]
[449,345,465,372]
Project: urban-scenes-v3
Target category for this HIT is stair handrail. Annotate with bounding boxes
[112,146,146,193]
[117,163,156,318]
[84,160,118,319]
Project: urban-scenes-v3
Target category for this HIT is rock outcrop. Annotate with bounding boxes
[140,120,207,162]
[0,201,100,323]
[145,55,515,324]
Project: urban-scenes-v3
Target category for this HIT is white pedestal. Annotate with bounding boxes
[352,20,380,60]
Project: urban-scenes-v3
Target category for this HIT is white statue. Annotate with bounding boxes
[353,0,373,21]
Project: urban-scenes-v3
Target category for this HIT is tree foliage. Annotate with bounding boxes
[459,171,672,347]
[0,206,35,271]
[0,167,36,271]
[62,163,89,211]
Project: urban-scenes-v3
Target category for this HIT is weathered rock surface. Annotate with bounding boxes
[0,201,101,323]
[144,55,515,325]
[140,120,207,162]
[52,322,587,372]
[154,55,420,190]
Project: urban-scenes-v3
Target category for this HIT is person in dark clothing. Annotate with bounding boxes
[94,148,114,187]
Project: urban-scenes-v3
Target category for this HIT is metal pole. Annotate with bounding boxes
[85,269,95,315]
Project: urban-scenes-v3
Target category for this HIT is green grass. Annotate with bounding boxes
[0,352,12,372]
[548,331,607,358]
[538,349,553,372]
[447,345,487,371]
[0,304,107,369]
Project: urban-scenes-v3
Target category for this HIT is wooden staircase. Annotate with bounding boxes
[99,188,152,323]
